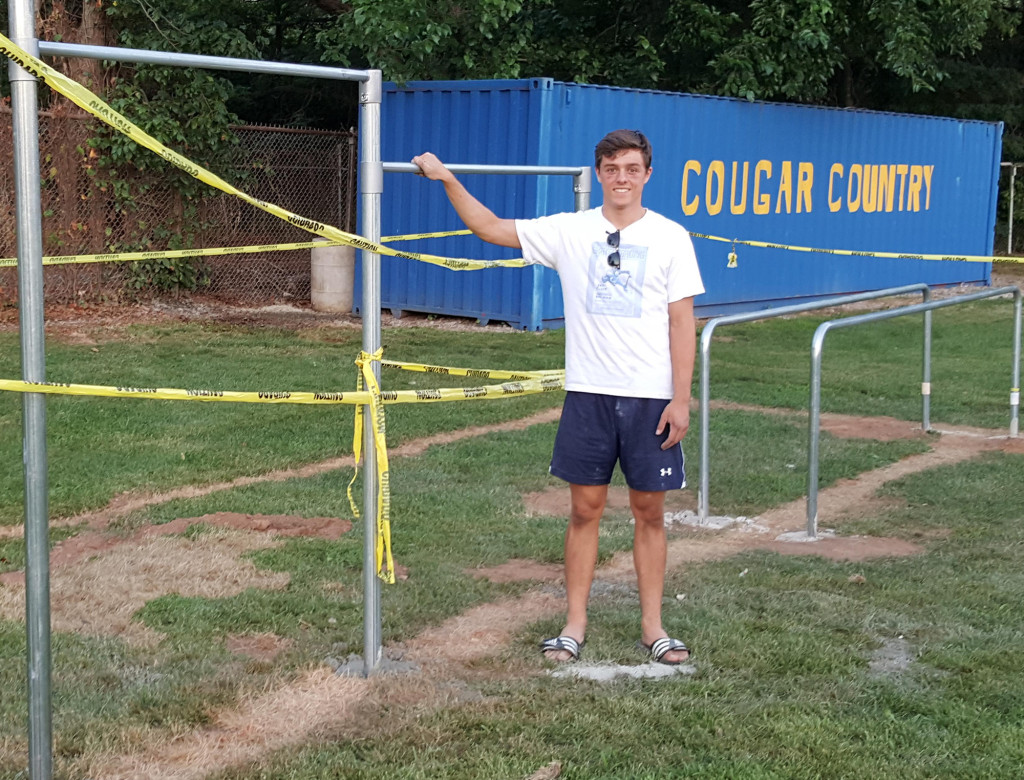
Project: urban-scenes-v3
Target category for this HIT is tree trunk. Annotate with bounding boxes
[39,0,110,88]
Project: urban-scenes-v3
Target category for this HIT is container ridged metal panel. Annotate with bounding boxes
[362,79,564,330]
[362,79,1001,327]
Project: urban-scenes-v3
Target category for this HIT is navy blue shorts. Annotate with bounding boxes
[550,391,686,492]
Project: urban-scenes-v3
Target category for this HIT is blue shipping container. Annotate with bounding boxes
[358,79,1002,328]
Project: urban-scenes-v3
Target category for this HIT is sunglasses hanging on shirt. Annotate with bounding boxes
[606,230,620,269]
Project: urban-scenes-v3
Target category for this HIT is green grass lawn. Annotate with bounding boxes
[1,296,1017,526]
[0,296,1021,778]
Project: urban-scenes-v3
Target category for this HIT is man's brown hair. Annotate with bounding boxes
[594,129,652,170]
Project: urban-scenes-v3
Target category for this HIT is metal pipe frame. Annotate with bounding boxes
[386,159,592,217]
[37,41,369,81]
[387,161,591,210]
[698,284,932,522]
[1012,167,1018,256]
[808,285,1022,537]
[360,71,383,677]
[15,28,600,748]
[1002,162,1020,255]
[14,27,383,776]
[384,161,588,177]
[9,5,51,777]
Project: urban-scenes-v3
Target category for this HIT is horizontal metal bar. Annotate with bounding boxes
[815,286,1019,334]
[385,162,587,177]
[38,42,369,82]
[702,284,931,332]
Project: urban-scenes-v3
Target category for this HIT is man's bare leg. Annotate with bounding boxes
[630,488,690,663]
[544,483,607,661]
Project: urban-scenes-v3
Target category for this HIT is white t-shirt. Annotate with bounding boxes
[516,207,705,399]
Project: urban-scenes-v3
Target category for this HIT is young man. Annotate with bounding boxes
[412,129,704,665]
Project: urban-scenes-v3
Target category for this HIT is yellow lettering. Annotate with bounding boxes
[877,165,896,212]
[706,160,725,216]
[847,164,862,213]
[829,164,844,212]
[797,163,813,213]
[862,165,878,213]
[681,160,701,216]
[896,164,909,211]
[730,161,749,215]
[753,160,772,215]
[908,165,923,211]
[678,158,927,217]
[775,161,793,214]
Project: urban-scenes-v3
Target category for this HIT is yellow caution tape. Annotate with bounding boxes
[0,33,529,273]
[382,359,561,382]
[0,240,348,268]
[0,232,474,269]
[381,229,473,243]
[0,371,565,406]
[690,232,1024,265]
[0,378,372,404]
[351,350,394,584]
[378,375,565,403]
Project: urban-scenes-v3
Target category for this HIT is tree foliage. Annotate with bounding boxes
[4,1,1024,151]
[708,0,1001,106]
[10,1,1015,126]
[309,0,1014,109]
[316,0,533,84]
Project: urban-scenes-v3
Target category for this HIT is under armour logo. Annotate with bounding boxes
[660,468,672,477]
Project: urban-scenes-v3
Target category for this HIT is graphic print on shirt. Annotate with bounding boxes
[585,241,647,318]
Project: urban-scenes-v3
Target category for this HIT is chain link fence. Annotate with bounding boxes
[0,106,357,306]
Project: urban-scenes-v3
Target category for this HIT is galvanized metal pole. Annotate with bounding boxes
[697,325,714,522]
[807,329,826,537]
[808,286,1020,537]
[1012,290,1022,438]
[697,283,930,522]
[38,41,369,81]
[922,305,933,431]
[573,167,591,211]
[1010,165,1017,255]
[385,162,588,177]
[9,1,52,776]
[359,70,383,677]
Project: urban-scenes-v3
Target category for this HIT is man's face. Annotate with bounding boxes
[595,149,652,210]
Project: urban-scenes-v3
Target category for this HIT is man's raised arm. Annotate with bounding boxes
[412,153,521,249]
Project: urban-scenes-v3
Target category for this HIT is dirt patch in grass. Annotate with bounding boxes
[402,590,566,667]
[226,632,293,662]
[194,512,353,538]
[760,534,923,561]
[87,667,372,780]
[0,529,289,645]
[467,558,563,583]
[0,514,351,585]
[0,514,352,646]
